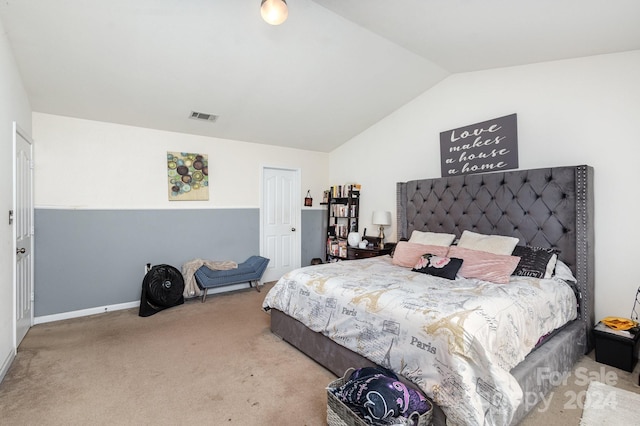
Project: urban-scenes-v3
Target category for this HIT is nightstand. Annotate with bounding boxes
[347,245,393,260]
[593,321,640,372]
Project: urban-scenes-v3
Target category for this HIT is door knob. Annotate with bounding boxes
[17,247,26,254]
[291,227,296,232]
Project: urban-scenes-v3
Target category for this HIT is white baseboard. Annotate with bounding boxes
[33,284,255,325]
[0,347,16,384]
[34,301,140,325]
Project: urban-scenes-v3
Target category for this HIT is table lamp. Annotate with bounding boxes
[372,211,391,248]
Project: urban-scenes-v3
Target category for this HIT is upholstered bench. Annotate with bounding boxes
[194,255,270,302]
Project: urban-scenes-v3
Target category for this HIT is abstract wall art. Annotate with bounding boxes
[167,152,209,201]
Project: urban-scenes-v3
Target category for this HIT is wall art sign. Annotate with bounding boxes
[439,113,518,177]
[167,151,209,201]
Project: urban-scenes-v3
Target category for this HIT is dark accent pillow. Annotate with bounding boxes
[412,253,463,280]
[512,246,559,278]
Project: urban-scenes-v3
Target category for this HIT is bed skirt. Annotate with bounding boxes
[270,309,587,426]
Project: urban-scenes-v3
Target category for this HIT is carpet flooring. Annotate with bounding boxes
[1,283,639,425]
[579,380,640,425]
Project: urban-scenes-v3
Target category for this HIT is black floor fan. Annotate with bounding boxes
[139,264,185,317]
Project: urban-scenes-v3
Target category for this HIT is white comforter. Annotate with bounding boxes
[262,256,577,426]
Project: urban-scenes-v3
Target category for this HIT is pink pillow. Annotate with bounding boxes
[392,241,449,268]
[447,246,520,284]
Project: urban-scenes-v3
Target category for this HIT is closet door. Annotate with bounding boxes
[262,167,300,281]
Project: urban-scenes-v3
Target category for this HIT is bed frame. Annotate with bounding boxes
[270,165,594,425]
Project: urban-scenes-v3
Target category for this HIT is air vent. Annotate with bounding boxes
[189,111,219,123]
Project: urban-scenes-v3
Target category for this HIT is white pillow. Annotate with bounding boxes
[553,260,577,282]
[457,230,519,255]
[544,254,558,279]
[408,230,456,247]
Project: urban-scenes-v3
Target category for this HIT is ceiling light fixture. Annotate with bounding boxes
[261,0,288,25]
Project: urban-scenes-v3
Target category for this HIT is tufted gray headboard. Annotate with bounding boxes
[397,165,595,349]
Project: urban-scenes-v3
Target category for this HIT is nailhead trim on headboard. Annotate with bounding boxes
[575,165,595,349]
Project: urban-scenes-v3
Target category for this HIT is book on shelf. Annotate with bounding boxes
[327,238,348,257]
[330,183,361,198]
[335,224,348,238]
[331,205,350,217]
[339,243,348,258]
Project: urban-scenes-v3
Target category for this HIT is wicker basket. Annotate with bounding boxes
[326,369,433,426]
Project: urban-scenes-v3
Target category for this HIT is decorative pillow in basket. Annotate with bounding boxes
[327,367,432,426]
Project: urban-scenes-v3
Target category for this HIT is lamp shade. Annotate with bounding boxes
[372,211,391,226]
[261,0,288,25]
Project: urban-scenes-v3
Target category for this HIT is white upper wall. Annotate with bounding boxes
[33,114,329,209]
[330,50,640,323]
[0,18,32,377]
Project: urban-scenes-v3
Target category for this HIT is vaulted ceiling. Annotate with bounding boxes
[1,0,638,152]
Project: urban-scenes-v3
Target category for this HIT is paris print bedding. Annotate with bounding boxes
[262,256,578,426]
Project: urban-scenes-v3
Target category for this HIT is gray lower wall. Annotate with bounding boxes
[301,208,327,266]
[35,208,325,317]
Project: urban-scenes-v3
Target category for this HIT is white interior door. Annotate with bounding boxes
[14,123,34,348]
[261,167,300,282]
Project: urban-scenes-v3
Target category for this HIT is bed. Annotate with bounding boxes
[262,165,594,425]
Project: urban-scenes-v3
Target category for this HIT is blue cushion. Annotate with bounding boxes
[194,256,269,289]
